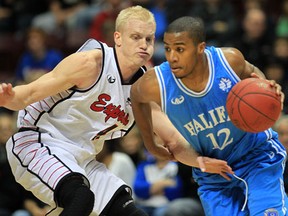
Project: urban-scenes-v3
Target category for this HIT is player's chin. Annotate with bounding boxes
[138,52,151,60]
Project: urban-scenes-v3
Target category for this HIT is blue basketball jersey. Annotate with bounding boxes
[155,46,285,184]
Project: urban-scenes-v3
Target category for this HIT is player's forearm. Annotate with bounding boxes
[169,137,200,168]
[132,102,155,151]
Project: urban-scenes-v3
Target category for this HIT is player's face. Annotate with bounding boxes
[115,19,155,67]
[164,32,204,78]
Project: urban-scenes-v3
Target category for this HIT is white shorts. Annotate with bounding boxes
[6,130,127,216]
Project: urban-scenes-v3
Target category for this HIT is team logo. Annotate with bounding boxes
[264,208,279,216]
[107,74,116,83]
[171,95,184,105]
[219,78,232,92]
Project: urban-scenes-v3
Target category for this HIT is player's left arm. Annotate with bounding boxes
[151,103,234,180]
[222,47,284,108]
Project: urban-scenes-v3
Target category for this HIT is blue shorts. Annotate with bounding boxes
[197,139,288,216]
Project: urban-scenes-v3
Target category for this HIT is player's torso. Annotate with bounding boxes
[17,40,142,152]
[156,46,263,162]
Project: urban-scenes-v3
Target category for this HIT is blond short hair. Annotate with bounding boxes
[115,5,156,31]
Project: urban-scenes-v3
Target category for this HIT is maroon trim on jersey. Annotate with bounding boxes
[11,130,75,192]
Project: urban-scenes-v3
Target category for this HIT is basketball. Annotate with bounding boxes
[226,78,281,133]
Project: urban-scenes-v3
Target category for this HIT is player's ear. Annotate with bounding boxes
[114,31,121,47]
[198,42,206,54]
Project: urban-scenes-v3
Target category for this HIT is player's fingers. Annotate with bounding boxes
[0,83,7,93]
[222,165,234,174]
[268,80,283,96]
[0,83,13,94]
[204,157,227,165]
[281,92,285,110]
[250,73,258,78]
[220,172,231,181]
[275,84,282,95]
[6,83,14,95]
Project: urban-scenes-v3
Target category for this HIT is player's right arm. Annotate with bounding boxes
[131,68,234,179]
[0,49,102,111]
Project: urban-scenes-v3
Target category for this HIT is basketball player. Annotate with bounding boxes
[131,16,288,216]
[0,7,233,216]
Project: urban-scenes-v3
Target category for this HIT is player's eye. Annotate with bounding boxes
[164,47,171,52]
[146,37,152,43]
[131,35,140,40]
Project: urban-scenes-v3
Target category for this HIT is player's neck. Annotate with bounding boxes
[116,49,141,83]
[183,55,209,92]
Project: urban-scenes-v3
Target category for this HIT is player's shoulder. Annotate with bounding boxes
[220,47,246,74]
[143,66,157,78]
[220,47,244,59]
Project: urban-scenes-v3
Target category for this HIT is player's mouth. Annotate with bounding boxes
[138,51,150,58]
[171,66,182,74]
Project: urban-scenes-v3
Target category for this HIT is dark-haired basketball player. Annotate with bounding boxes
[131,16,287,216]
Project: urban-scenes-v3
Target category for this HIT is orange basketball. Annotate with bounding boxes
[226,78,281,133]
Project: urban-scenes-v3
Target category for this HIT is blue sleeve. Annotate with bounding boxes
[15,55,28,81]
[133,162,151,199]
[47,50,63,68]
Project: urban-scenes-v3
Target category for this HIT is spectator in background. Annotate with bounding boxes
[273,115,288,193]
[12,0,49,34]
[149,0,168,65]
[88,0,129,46]
[0,109,49,216]
[31,0,89,37]
[0,109,23,216]
[15,27,63,84]
[234,8,274,70]
[263,60,288,113]
[188,0,238,47]
[162,163,205,216]
[272,37,288,72]
[133,134,183,216]
[97,139,136,189]
[120,126,147,166]
[165,0,192,24]
[275,0,288,38]
[0,0,15,33]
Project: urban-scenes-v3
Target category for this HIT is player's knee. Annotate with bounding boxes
[55,174,95,216]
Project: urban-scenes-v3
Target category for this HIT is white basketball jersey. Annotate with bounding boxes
[17,39,145,154]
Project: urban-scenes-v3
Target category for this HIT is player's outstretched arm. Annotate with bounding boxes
[0,49,102,111]
[151,105,233,180]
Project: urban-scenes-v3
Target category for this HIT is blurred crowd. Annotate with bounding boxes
[0,0,288,215]
[0,0,287,112]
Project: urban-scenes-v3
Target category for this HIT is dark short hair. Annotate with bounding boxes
[165,16,206,44]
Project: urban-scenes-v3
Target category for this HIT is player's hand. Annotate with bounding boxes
[197,156,234,181]
[251,72,285,109]
[0,83,15,106]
